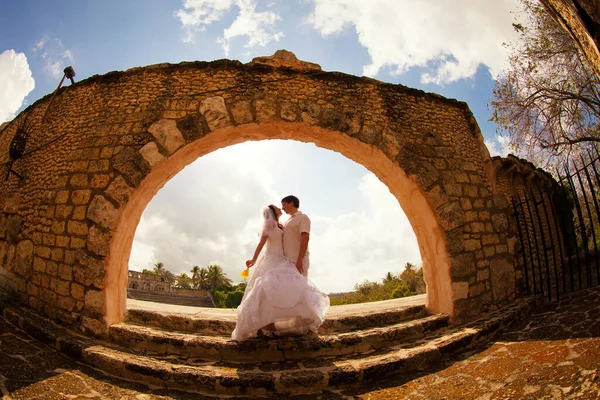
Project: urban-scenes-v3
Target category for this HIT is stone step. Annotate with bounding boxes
[125,302,429,336]
[0,296,537,396]
[71,325,496,397]
[108,313,449,362]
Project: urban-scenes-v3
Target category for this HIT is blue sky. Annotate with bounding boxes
[1,0,519,293]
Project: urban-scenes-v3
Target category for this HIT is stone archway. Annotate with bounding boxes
[0,51,517,336]
[105,121,453,325]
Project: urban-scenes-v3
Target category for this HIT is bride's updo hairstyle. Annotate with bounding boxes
[267,204,283,229]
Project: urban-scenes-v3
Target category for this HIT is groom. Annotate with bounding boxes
[281,195,311,276]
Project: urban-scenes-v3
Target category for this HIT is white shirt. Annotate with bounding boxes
[283,211,311,275]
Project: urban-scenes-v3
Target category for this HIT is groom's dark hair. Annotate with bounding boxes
[281,195,299,208]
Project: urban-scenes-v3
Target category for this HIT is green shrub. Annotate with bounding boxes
[210,289,227,308]
[225,290,244,308]
[392,282,414,298]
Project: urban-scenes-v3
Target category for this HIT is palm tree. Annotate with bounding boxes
[383,271,396,284]
[207,264,232,290]
[176,273,192,289]
[198,267,209,290]
[153,261,165,274]
[191,265,201,289]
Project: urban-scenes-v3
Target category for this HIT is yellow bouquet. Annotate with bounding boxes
[240,268,249,279]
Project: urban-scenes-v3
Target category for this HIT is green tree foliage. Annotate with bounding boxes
[190,265,201,289]
[400,262,426,294]
[176,273,192,289]
[210,289,227,308]
[392,281,414,298]
[491,0,600,167]
[207,264,233,291]
[153,261,165,274]
[225,290,244,308]
[330,263,425,306]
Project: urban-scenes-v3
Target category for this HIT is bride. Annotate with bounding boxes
[231,204,330,341]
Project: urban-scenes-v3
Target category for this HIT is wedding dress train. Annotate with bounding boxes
[231,220,330,341]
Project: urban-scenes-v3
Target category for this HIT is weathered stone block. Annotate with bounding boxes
[90,174,111,189]
[464,239,481,251]
[58,264,72,281]
[86,226,110,256]
[85,289,105,314]
[5,215,22,243]
[359,124,382,145]
[56,235,70,248]
[14,240,33,278]
[55,205,73,219]
[58,295,76,312]
[255,98,277,121]
[46,261,58,276]
[51,220,65,235]
[51,248,64,262]
[199,96,232,131]
[27,282,38,296]
[72,190,92,205]
[299,100,320,125]
[491,256,515,303]
[139,142,165,167]
[450,252,475,278]
[111,146,150,188]
[492,213,509,232]
[452,281,469,300]
[81,316,107,338]
[437,201,466,231]
[230,101,253,124]
[55,190,69,204]
[36,246,51,259]
[70,237,86,249]
[71,282,85,300]
[51,277,71,297]
[87,195,120,229]
[280,101,298,122]
[426,185,449,210]
[70,174,89,188]
[68,221,89,236]
[105,176,134,206]
[3,193,20,214]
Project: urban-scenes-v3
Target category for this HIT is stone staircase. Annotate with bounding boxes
[0,297,537,397]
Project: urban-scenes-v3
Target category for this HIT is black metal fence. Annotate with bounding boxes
[513,152,600,301]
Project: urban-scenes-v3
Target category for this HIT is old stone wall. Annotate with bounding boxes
[0,51,517,336]
[489,155,568,297]
[541,0,600,78]
[127,270,170,292]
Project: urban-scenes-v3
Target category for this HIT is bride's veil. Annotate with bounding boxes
[263,206,277,222]
[260,206,278,236]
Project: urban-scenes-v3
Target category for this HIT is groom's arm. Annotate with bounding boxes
[296,232,310,273]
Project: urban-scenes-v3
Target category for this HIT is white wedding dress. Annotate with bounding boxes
[231,219,330,341]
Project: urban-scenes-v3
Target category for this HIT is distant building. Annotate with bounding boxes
[127,270,171,292]
[127,270,215,307]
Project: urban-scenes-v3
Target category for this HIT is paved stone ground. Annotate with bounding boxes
[1,288,599,399]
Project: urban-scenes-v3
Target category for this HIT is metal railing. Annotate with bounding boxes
[513,151,600,301]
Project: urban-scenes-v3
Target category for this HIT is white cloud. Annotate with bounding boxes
[306,0,519,84]
[0,50,35,123]
[175,0,283,54]
[310,173,419,293]
[129,149,276,279]
[485,134,511,157]
[33,36,75,79]
[130,142,420,294]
